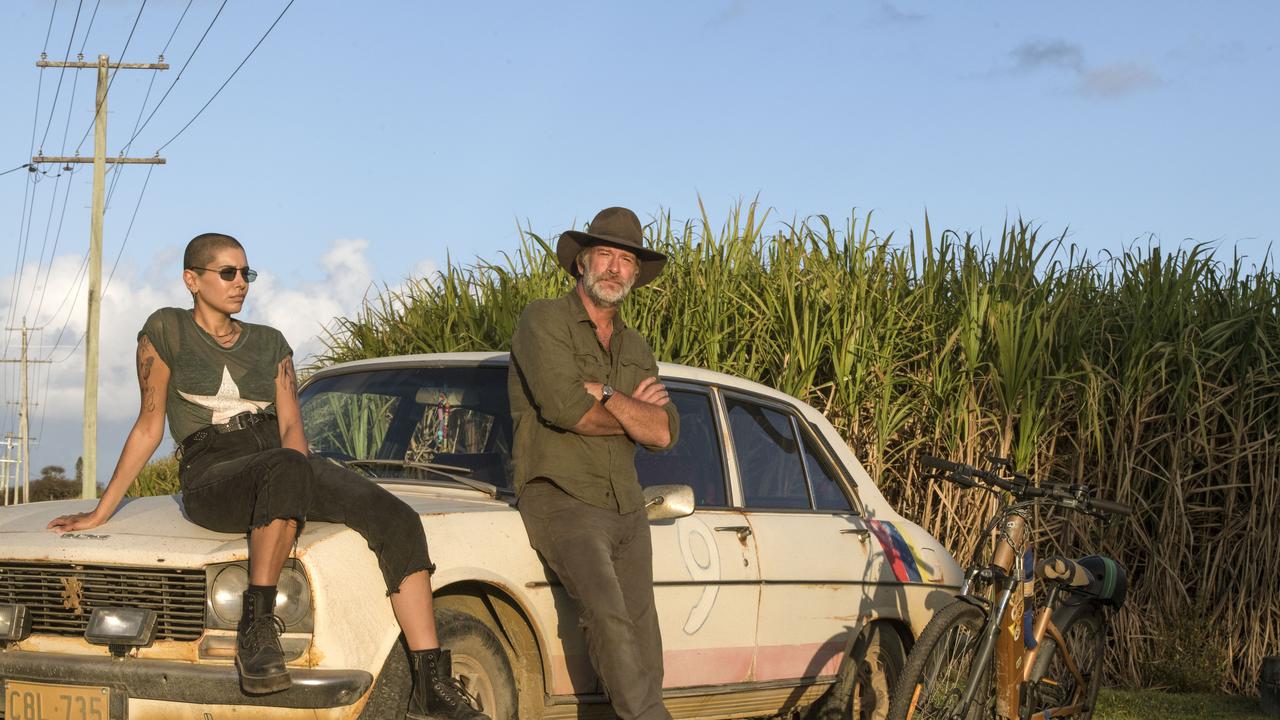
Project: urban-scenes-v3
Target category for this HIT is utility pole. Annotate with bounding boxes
[32,53,167,499]
[2,321,51,504]
[0,435,17,505]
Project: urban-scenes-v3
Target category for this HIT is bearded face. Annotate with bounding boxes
[579,246,639,308]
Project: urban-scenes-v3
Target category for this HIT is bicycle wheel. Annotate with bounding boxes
[1022,605,1106,719]
[888,600,995,720]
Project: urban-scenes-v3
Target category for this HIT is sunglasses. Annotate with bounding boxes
[188,265,258,283]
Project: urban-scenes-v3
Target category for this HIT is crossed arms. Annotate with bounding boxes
[511,304,676,451]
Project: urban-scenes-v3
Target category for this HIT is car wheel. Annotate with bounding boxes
[810,624,907,720]
[436,607,519,720]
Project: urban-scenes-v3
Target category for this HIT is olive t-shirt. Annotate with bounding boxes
[138,307,292,444]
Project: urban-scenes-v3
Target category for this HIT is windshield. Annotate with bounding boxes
[299,365,513,492]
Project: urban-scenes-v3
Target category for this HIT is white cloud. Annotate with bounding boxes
[251,238,376,365]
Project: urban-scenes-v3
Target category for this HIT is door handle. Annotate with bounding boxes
[841,527,871,539]
[715,526,753,541]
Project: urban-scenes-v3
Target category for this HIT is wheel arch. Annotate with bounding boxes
[434,579,550,719]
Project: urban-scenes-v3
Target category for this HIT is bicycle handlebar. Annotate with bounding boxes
[919,455,1132,517]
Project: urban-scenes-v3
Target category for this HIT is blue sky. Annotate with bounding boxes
[1,0,1277,483]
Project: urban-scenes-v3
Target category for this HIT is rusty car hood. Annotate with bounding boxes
[0,489,510,568]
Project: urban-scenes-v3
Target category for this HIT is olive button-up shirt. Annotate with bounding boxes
[508,290,680,513]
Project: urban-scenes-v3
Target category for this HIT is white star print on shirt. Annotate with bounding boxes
[178,366,272,424]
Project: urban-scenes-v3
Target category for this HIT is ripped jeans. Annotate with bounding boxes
[179,416,434,594]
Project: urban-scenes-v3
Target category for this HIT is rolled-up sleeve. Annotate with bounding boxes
[511,302,595,431]
[641,400,680,453]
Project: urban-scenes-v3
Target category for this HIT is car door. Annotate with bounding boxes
[720,391,874,683]
[636,383,761,688]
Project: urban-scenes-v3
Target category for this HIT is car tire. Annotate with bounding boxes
[810,623,907,720]
[356,608,519,720]
[436,606,520,720]
[357,638,412,720]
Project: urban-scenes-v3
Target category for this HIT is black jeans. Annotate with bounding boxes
[179,418,434,594]
[518,480,670,720]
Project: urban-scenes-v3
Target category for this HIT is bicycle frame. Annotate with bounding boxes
[945,508,1097,720]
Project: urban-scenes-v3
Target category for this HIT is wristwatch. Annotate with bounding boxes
[601,384,616,405]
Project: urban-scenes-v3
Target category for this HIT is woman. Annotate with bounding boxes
[49,232,487,720]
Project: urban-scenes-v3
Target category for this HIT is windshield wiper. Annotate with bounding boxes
[343,459,498,498]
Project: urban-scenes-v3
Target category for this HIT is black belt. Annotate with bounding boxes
[179,412,277,456]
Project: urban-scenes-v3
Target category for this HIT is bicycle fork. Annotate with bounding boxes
[949,579,1017,720]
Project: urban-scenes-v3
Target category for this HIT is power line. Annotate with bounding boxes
[102,163,156,300]
[21,172,71,320]
[74,0,150,155]
[5,0,60,358]
[107,0,199,208]
[20,0,108,344]
[37,0,86,153]
[44,253,91,364]
[31,168,80,333]
[156,0,296,154]
[49,161,157,367]
[123,0,224,151]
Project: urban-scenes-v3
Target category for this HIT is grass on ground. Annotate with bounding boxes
[1096,689,1274,719]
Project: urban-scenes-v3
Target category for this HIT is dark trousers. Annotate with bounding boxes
[518,481,670,720]
[179,418,434,594]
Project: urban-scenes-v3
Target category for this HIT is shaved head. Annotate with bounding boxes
[183,232,243,269]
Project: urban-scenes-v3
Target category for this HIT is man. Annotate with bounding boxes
[509,207,680,720]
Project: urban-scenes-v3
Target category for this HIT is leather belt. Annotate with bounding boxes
[179,412,277,457]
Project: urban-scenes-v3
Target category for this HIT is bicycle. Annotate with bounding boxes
[886,455,1132,720]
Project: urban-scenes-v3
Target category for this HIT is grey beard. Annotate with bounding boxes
[583,271,632,307]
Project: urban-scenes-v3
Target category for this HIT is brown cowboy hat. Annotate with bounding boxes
[557,207,668,288]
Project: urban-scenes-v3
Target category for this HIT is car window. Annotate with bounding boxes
[725,396,812,510]
[802,430,853,512]
[300,366,514,491]
[636,389,728,508]
[304,392,401,460]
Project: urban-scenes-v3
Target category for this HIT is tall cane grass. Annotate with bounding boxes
[317,201,1278,694]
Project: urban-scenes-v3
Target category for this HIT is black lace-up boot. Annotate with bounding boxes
[235,587,291,695]
[406,648,488,719]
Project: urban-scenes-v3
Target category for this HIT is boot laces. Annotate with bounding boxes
[434,673,480,710]
[242,613,286,649]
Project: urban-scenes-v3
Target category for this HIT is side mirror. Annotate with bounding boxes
[644,484,695,521]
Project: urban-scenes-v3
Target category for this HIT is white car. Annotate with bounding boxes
[0,353,960,720]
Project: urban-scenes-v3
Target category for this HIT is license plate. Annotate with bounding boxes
[5,681,110,720]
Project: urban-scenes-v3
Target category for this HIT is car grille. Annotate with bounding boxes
[0,562,206,641]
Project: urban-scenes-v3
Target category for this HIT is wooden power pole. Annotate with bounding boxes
[0,435,17,505]
[32,53,166,499]
[2,320,51,504]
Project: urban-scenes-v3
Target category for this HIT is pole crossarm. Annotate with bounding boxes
[32,155,165,165]
[37,60,169,70]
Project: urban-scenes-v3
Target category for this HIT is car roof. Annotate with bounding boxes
[304,352,803,406]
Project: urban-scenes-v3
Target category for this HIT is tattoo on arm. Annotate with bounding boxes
[137,337,157,412]
[280,357,298,398]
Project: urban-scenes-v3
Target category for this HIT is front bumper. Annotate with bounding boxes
[0,650,372,709]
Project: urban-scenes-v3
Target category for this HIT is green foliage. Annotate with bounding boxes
[318,201,1279,693]
[128,455,180,498]
[29,476,79,502]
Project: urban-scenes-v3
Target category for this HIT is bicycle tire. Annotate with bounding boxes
[887,600,995,720]
[1022,604,1106,719]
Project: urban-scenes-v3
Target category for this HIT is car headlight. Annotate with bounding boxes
[0,604,33,643]
[85,607,157,655]
[206,561,313,632]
